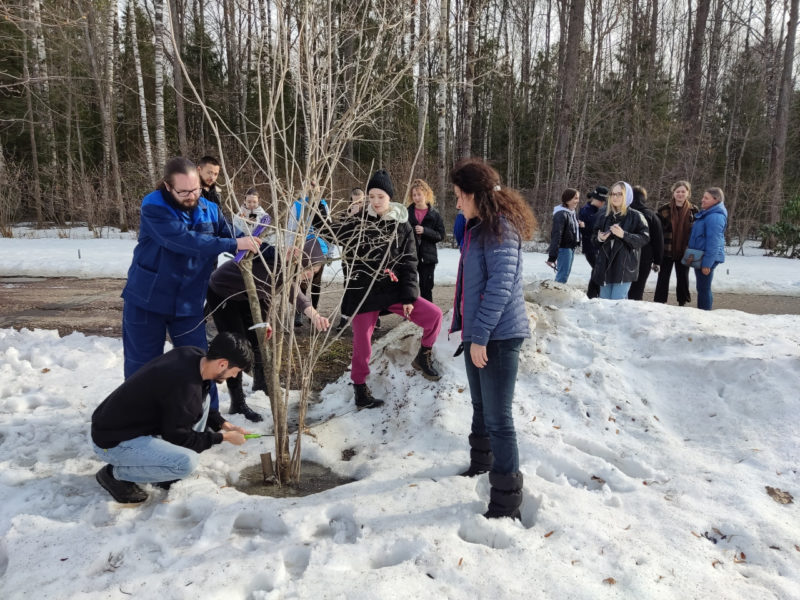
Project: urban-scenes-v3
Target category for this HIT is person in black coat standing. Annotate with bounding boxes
[627,186,664,300]
[591,181,650,299]
[407,178,446,302]
[579,186,608,298]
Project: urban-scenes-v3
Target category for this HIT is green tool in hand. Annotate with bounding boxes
[244,433,265,440]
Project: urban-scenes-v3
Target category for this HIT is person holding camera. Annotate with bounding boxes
[233,188,268,236]
[591,181,650,299]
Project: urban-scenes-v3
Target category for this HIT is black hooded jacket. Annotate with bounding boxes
[591,209,650,286]
[629,198,664,268]
[407,205,445,265]
[332,206,419,316]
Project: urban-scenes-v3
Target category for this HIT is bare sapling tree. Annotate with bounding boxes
[168,0,427,485]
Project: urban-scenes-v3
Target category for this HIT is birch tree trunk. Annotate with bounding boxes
[417,0,429,150]
[104,0,126,228]
[129,0,157,185]
[30,0,58,176]
[436,0,450,209]
[22,36,44,225]
[154,0,167,167]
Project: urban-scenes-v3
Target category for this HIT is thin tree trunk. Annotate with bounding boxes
[552,0,584,192]
[417,0,429,150]
[169,0,188,155]
[30,0,58,177]
[436,0,450,208]
[154,0,167,168]
[129,0,157,185]
[104,0,126,228]
[768,0,799,224]
[458,0,480,159]
[22,35,44,225]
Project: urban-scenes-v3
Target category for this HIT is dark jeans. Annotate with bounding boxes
[418,263,436,303]
[654,257,691,305]
[695,265,717,310]
[463,338,523,474]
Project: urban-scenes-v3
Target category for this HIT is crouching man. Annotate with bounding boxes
[91,332,253,504]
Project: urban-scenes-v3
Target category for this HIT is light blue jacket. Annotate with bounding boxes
[688,202,727,268]
[450,217,530,345]
[122,187,237,316]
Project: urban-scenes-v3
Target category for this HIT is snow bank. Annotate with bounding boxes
[1,286,798,598]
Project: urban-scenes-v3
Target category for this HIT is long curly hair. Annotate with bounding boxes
[450,158,537,240]
[406,178,435,207]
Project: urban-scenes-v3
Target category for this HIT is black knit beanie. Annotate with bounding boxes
[367,169,394,199]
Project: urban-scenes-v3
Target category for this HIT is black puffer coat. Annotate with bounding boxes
[407,205,445,265]
[591,209,650,286]
[332,204,419,316]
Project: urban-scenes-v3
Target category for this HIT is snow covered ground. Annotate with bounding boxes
[0,232,799,599]
[1,227,799,297]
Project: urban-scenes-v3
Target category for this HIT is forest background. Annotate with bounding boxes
[2,0,800,253]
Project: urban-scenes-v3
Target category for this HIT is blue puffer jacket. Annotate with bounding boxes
[687,202,727,269]
[450,217,530,345]
[122,187,238,316]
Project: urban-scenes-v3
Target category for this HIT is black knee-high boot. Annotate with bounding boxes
[484,471,523,520]
[228,373,264,422]
[459,434,493,477]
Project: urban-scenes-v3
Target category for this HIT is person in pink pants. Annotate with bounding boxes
[333,169,443,409]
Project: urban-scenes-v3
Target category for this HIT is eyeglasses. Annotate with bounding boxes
[610,191,624,197]
[171,187,201,198]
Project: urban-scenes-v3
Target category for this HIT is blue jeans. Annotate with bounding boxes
[695,265,717,310]
[93,436,200,483]
[599,282,632,300]
[123,302,219,411]
[555,248,574,283]
[463,338,523,474]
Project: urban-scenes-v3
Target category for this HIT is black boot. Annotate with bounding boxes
[484,471,523,520]
[353,383,385,409]
[459,434,493,477]
[251,364,267,394]
[228,373,264,422]
[294,312,303,327]
[337,316,348,331]
[374,316,382,330]
[411,345,441,381]
[95,465,148,504]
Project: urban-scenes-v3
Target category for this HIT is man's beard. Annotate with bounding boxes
[201,178,216,189]
[175,195,199,211]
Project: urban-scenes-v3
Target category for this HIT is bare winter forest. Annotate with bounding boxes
[1,0,800,251]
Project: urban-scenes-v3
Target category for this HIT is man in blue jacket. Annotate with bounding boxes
[121,157,259,411]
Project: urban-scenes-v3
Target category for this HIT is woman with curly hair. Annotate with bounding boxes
[407,178,446,302]
[450,158,537,520]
